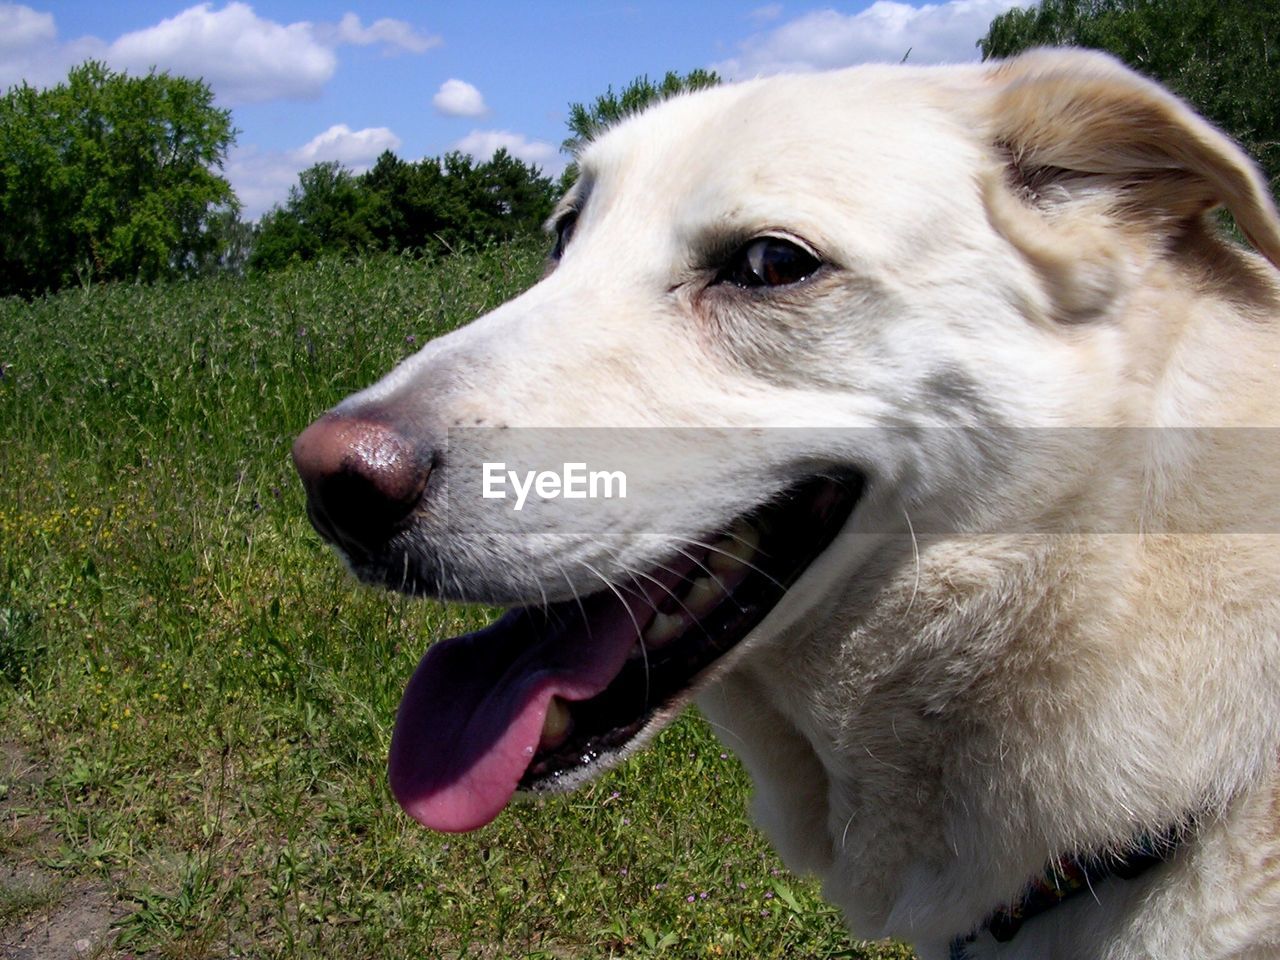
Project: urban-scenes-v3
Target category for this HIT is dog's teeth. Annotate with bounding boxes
[539,696,572,751]
[684,576,724,617]
[708,522,760,574]
[644,610,689,648]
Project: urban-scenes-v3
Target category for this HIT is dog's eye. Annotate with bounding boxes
[719,236,821,289]
[552,211,578,261]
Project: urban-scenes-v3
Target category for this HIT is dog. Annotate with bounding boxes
[293,48,1280,959]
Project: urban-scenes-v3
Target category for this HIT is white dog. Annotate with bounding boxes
[293,49,1280,959]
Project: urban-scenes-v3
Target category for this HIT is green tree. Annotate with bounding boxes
[978,0,1280,197]
[0,61,237,296]
[438,149,557,248]
[562,69,721,156]
[361,152,460,253]
[360,151,416,251]
[191,207,254,276]
[249,149,556,272]
[249,162,375,272]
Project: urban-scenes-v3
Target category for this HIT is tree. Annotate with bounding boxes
[248,149,557,272]
[0,61,237,296]
[562,69,721,156]
[193,207,255,276]
[439,149,557,247]
[248,162,376,272]
[978,0,1280,198]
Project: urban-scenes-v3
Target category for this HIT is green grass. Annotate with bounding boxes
[0,245,913,959]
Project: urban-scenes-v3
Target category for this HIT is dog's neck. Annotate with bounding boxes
[708,530,1279,951]
[947,822,1189,958]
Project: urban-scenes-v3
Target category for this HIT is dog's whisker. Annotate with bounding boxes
[551,557,592,640]
[700,716,749,751]
[575,558,650,707]
[531,563,551,616]
[665,533,789,595]
[599,549,661,614]
[666,544,749,614]
[901,507,921,623]
[600,547,727,646]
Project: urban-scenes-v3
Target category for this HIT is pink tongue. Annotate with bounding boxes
[388,587,655,832]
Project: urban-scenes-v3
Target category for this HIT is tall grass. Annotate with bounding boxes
[0,246,910,959]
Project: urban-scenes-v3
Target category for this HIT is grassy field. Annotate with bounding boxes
[0,244,913,959]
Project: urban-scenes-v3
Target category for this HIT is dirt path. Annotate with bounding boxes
[1,743,130,960]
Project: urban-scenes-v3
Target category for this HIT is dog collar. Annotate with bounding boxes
[948,824,1187,959]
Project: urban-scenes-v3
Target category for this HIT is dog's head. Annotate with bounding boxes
[292,49,1280,833]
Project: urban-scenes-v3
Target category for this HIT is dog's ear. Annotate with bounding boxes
[985,47,1280,276]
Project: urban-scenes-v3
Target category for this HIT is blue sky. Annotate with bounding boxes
[1,1,1022,218]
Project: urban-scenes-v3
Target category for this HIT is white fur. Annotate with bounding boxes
[340,50,1280,958]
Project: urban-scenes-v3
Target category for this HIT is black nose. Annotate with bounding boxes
[292,412,430,558]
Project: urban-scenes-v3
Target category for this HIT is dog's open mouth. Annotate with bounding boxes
[388,472,862,832]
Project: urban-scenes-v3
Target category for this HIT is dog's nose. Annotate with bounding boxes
[292,412,430,557]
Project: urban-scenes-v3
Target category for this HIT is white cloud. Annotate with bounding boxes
[109,3,335,103]
[433,78,488,117]
[0,3,438,105]
[0,3,53,52]
[228,124,402,219]
[318,12,440,53]
[294,123,401,165]
[0,3,106,90]
[224,145,301,220]
[715,0,1023,77]
[454,129,564,175]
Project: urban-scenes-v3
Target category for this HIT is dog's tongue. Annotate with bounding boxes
[388,590,647,832]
